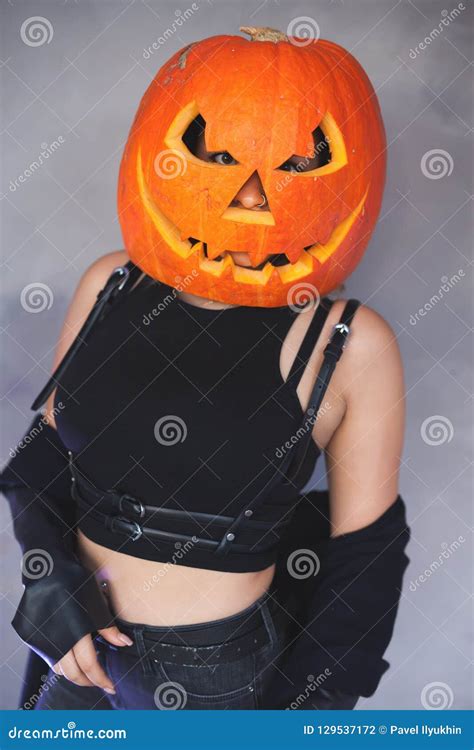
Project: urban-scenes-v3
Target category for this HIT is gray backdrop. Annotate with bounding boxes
[1,0,472,711]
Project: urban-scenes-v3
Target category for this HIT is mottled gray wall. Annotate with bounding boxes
[1,0,472,711]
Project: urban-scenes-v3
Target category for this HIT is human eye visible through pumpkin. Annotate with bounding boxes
[182,114,240,166]
[208,151,239,166]
[182,111,332,175]
[277,125,332,173]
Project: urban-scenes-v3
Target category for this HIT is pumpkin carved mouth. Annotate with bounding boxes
[137,147,368,286]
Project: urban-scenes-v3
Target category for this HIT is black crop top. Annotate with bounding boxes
[50,264,360,572]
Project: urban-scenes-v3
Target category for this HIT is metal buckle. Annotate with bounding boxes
[332,322,350,349]
[112,264,130,291]
[109,516,143,542]
[118,494,145,519]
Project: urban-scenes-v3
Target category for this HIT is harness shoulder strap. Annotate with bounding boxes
[213,298,362,558]
[31,260,143,411]
[283,298,362,483]
[287,297,335,388]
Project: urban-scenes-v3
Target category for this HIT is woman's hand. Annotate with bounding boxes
[52,626,133,694]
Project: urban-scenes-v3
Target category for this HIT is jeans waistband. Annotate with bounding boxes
[95,588,288,667]
[111,588,283,648]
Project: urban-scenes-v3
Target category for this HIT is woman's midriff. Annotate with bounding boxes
[76,529,276,626]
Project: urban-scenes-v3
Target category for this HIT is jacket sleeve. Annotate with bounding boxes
[0,413,114,668]
[269,491,410,708]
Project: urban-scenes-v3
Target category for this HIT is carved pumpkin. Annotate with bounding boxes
[118,26,386,307]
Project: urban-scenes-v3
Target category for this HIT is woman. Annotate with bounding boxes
[1,27,408,711]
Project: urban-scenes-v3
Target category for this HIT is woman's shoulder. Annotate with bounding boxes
[81,249,130,287]
[65,250,130,315]
[329,297,404,407]
[43,250,129,427]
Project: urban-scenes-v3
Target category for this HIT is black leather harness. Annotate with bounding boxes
[32,260,361,560]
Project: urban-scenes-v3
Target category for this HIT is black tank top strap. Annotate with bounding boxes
[30,259,142,412]
[286,297,335,388]
[213,298,362,559]
[283,297,362,485]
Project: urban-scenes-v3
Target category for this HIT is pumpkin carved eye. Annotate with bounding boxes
[276,125,331,172]
[182,113,240,166]
[182,111,332,173]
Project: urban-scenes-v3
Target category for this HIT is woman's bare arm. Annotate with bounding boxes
[323,304,406,536]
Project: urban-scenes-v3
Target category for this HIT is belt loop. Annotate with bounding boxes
[259,596,279,650]
[132,626,156,677]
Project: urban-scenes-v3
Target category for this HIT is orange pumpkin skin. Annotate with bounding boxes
[118,31,386,307]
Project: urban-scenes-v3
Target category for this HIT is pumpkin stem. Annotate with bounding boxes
[239,26,289,43]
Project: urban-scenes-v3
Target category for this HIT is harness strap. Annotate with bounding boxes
[283,298,361,484]
[68,451,289,552]
[287,298,335,388]
[213,298,362,557]
[30,262,362,560]
[30,260,142,411]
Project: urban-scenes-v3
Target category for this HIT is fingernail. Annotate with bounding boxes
[118,633,133,646]
[105,687,116,694]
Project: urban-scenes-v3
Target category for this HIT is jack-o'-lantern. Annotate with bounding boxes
[118,26,386,307]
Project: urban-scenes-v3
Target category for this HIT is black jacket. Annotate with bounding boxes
[6,482,409,710]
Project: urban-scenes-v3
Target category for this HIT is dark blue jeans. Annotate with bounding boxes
[35,590,283,710]
[33,589,359,711]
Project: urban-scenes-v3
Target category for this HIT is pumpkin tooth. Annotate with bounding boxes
[198,251,234,277]
[267,253,290,267]
[282,245,303,264]
[276,252,314,282]
[205,242,226,261]
[232,261,276,286]
[246,248,271,268]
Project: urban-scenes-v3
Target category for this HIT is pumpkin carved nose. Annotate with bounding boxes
[231,170,270,212]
